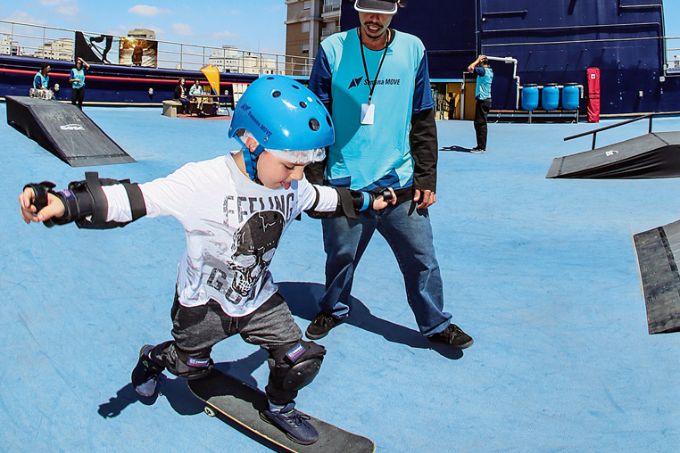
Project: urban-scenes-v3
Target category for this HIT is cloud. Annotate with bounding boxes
[128,5,167,17]
[3,11,47,25]
[212,31,236,40]
[40,0,78,17]
[172,23,192,36]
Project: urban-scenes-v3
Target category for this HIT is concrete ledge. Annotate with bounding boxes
[162,99,182,118]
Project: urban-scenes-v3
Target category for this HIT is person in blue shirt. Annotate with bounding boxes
[304,0,474,350]
[33,63,51,90]
[467,55,494,153]
[69,57,91,110]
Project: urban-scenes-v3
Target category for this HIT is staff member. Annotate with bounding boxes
[69,57,91,110]
[33,63,51,90]
[467,55,494,153]
[304,0,474,350]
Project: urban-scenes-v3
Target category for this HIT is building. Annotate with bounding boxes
[33,38,72,61]
[0,35,21,56]
[127,28,156,40]
[285,0,340,74]
[208,45,278,75]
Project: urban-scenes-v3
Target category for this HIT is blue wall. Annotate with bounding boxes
[340,0,678,115]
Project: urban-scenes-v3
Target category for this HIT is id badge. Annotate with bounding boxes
[360,103,375,125]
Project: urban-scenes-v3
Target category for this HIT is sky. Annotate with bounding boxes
[2,0,680,56]
[0,0,288,54]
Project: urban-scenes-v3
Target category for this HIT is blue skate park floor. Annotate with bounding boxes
[1,103,679,452]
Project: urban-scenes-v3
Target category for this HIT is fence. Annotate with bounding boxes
[0,20,314,76]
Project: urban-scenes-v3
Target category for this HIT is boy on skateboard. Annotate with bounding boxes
[18,75,394,445]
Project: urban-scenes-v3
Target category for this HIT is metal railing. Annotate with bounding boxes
[564,114,656,150]
[0,20,315,76]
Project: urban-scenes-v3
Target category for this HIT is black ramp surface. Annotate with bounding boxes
[6,96,134,166]
[189,370,375,453]
[547,132,680,179]
[634,219,680,334]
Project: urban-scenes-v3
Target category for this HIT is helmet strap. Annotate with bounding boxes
[241,145,265,182]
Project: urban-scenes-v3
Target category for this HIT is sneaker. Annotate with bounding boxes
[428,324,474,349]
[305,312,343,340]
[131,344,164,397]
[470,147,485,154]
[260,403,319,445]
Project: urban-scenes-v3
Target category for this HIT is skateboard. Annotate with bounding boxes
[188,369,375,452]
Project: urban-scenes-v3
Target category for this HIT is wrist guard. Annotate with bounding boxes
[26,172,146,229]
[23,181,56,213]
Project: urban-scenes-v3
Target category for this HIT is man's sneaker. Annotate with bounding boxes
[428,324,474,349]
[305,312,343,340]
[260,403,319,445]
[131,345,164,397]
[470,147,485,154]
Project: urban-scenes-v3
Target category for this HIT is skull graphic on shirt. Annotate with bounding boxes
[229,210,285,298]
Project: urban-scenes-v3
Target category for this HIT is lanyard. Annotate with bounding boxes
[359,27,390,105]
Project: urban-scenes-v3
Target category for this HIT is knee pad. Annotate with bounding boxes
[155,343,214,380]
[273,341,326,392]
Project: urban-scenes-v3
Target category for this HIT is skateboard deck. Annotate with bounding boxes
[188,370,375,452]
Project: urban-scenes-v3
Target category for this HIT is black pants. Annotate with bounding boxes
[71,88,85,109]
[474,98,491,149]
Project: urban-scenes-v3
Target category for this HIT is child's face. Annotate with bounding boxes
[256,151,307,190]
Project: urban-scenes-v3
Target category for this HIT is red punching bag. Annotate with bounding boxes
[587,67,600,123]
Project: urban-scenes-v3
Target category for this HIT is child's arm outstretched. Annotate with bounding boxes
[19,172,148,229]
[298,179,396,219]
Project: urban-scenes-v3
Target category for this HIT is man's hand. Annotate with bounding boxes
[19,188,65,224]
[413,189,436,209]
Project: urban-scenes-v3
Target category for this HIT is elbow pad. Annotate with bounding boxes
[32,172,146,229]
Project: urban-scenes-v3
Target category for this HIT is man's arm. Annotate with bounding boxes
[467,55,486,73]
[305,46,333,186]
[411,52,438,209]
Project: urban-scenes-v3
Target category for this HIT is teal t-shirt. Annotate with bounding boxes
[70,67,86,89]
[309,29,434,191]
[33,72,49,89]
[475,67,493,100]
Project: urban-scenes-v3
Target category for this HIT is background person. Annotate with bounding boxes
[174,77,190,114]
[304,0,473,350]
[467,55,494,153]
[69,57,91,109]
[33,63,51,90]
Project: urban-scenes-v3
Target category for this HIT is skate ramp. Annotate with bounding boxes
[6,96,135,167]
[547,132,680,179]
[634,219,680,334]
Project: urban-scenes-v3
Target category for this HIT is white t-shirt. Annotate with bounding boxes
[102,154,338,317]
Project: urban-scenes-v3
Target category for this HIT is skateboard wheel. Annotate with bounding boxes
[204,406,216,417]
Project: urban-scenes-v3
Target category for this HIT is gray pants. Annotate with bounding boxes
[150,292,322,404]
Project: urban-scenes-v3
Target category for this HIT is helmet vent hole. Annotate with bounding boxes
[292,84,300,89]
[266,76,275,80]
[299,101,307,108]
[326,115,332,127]
[272,90,281,98]
[309,118,320,131]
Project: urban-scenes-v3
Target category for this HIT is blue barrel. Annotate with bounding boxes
[521,84,539,111]
[541,84,560,111]
[562,83,580,110]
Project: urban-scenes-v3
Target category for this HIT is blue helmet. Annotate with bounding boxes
[228,75,334,180]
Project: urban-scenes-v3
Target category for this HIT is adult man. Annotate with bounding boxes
[305,0,473,349]
[467,55,494,153]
